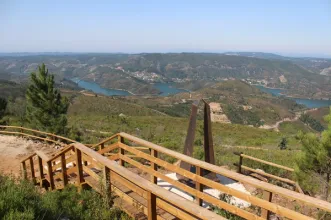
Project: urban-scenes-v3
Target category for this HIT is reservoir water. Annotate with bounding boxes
[255,85,331,108]
[72,78,130,96]
[153,83,187,96]
[72,78,188,96]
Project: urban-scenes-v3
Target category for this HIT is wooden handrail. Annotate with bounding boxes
[7,127,331,219]
[73,142,224,220]
[91,133,119,149]
[239,165,296,185]
[0,125,76,143]
[118,132,331,214]
[118,142,313,220]
[237,153,294,172]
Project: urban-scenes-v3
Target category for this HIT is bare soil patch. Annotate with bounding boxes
[0,135,61,176]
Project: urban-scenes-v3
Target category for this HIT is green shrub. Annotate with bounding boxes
[0,175,130,220]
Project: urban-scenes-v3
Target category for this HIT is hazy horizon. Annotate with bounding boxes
[1,0,330,57]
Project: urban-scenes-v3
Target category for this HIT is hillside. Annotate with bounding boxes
[140,80,304,126]
[1,53,330,98]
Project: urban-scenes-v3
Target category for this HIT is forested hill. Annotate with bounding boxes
[0,53,330,98]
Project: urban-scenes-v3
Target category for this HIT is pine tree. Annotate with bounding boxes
[26,64,69,134]
[295,107,331,201]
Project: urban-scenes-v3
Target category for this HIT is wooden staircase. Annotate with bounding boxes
[1,126,331,220]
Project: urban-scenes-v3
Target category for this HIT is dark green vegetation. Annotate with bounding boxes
[307,107,330,127]
[1,53,330,98]
[295,109,331,201]
[300,113,325,132]
[26,64,69,134]
[0,97,7,120]
[0,175,129,220]
[0,80,26,99]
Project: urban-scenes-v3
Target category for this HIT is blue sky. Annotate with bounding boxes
[1,0,331,57]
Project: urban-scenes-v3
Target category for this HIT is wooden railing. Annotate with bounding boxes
[19,141,223,219]
[0,125,76,144]
[2,126,331,219]
[233,152,303,193]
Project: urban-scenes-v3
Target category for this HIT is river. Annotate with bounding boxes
[255,85,331,108]
[71,78,187,97]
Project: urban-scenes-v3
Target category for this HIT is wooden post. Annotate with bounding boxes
[150,149,158,184]
[29,157,36,184]
[103,166,111,204]
[195,166,203,206]
[261,190,273,219]
[238,154,243,174]
[47,161,55,190]
[75,148,84,185]
[203,100,215,165]
[61,153,68,186]
[37,156,44,187]
[180,100,199,174]
[100,143,105,150]
[21,161,27,180]
[118,135,125,167]
[147,192,157,220]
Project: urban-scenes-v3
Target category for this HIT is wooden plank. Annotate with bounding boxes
[48,145,75,163]
[38,156,44,180]
[150,149,158,184]
[73,142,224,220]
[108,154,119,161]
[53,166,76,180]
[47,161,55,190]
[0,125,76,143]
[240,154,294,172]
[98,143,118,155]
[195,166,203,206]
[120,154,261,220]
[83,166,101,181]
[118,136,125,166]
[119,132,331,214]
[238,154,243,174]
[21,161,27,179]
[20,153,37,163]
[132,147,150,150]
[82,154,102,169]
[35,150,50,161]
[156,198,198,220]
[202,100,215,164]
[148,192,157,220]
[29,157,36,183]
[52,155,75,171]
[261,191,273,219]
[103,166,111,199]
[91,133,119,149]
[180,100,199,172]
[240,165,296,185]
[118,143,314,220]
[295,183,304,194]
[110,176,173,220]
[61,153,68,186]
[75,148,84,185]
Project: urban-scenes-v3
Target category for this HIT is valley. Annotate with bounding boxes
[1,52,331,99]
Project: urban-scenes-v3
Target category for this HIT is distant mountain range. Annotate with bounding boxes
[0,53,330,98]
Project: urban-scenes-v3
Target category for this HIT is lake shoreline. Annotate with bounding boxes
[255,85,331,108]
[72,78,189,97]
[253,84,331,100]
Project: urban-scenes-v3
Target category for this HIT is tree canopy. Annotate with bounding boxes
[295,107,331,201]
[26,64,68,134]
